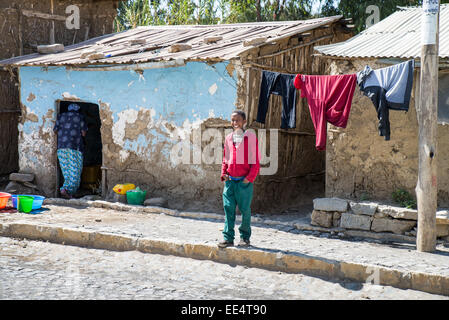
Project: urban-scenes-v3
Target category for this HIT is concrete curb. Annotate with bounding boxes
[1,220,448,296]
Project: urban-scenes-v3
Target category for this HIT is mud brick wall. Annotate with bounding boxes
[0,0,119,58]
[325,59,449,206]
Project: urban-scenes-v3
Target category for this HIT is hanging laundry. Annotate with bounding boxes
[257,71,297,129]
[294,73,357,151]
[357,60,415,141]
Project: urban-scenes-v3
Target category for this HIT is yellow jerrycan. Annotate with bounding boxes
[113,183,136,195]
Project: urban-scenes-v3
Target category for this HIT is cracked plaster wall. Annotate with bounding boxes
[18,61,239,207]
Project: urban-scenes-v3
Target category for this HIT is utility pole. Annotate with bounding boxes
[416,0,440,252]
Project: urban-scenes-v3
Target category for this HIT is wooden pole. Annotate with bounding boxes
[50,0,55,44]
[416,0,440,252]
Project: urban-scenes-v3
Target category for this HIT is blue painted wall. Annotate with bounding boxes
[20,61,237,132]
[18,61,239,195]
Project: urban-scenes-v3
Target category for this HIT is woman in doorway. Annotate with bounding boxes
[53,103,88,199]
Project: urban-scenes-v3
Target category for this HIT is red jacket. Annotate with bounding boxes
[221,131,260,183]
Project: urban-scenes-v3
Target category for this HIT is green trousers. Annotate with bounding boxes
[222,180,254,242]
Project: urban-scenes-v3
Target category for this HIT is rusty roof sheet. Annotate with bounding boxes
[0,16,343,67]
[315,5,449,59]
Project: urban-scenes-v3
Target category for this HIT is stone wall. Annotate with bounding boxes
[311,197,449,241]
[324,58,449,206]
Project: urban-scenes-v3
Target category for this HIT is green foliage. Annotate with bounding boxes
[392,189,417,209]
[114,0,449,33]
[115,0,314,31]
[318,0,449,34]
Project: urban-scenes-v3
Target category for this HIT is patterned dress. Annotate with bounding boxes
[54,110,88,195]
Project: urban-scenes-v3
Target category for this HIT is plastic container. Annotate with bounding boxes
[114,183,136,195]
[18,196,34,213]
[31,196,45,210]
[126,188,147,205]
[11,195,21,209]
[12,195,45,210]
[0,192,11,209]
[81,165,101,190]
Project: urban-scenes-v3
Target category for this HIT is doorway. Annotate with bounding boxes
[56,100,102,198]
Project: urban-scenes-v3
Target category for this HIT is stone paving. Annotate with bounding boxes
[0,203,448,280]
[1,237,447,300]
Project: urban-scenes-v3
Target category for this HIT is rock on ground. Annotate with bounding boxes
[9,173,35,183]
[144,197,169,208]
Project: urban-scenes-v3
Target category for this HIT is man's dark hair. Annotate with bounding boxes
[232,110,246,120]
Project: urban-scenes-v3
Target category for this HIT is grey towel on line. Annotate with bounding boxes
[357,59,415,140]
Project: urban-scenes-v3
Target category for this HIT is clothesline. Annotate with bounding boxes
[243,62,300,75]
[255,60,416,151]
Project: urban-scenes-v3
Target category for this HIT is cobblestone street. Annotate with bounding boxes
[0,237,447,300]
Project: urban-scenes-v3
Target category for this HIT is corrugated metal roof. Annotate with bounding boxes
[0,16,343,67]
[315,5,449,59]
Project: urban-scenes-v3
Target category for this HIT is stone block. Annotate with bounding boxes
[5,181,20,193]
[37,44,64,54]
[350,201,377,216]
[4,181,35,194]
[80,49,97,59]
[168,44,192,53]
[436,211,449,225]
[128,39,147,45]
[144,197,169,208]
[311,210,333,228]
[204,36,223,43]
[313,198,348,212]
[87,53,105,60]
[340,212,372,231]
[374,211,388,218]
[371,218,416,235]
[377,205,417,220]
[436,224,449,237]
[9,173,34,183]
[243,37,267,47]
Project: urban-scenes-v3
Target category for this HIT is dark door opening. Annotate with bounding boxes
[56,101,102,198]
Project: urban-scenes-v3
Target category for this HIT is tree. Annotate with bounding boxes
[114,0,152,31]
[224,0,311,23]
[318,0,449,33]
[114,0,449,32]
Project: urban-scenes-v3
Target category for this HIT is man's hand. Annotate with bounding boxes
[223,174,230,181]
[243,178,250,184]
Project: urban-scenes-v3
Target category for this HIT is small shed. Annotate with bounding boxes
[0,16,353,213]
[315,5,449,206]
[0,0,122,176]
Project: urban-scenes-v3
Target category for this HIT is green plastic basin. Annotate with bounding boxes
[126,190,147,205]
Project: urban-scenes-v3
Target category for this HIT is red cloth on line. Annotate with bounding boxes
[294,73,357,151]
[221,131,260,183]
